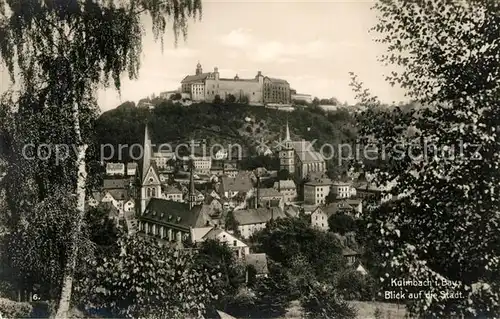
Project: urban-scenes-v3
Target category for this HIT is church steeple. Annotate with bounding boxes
[285,120,291,141]
[196,61,202,75]
[188,158,196,210]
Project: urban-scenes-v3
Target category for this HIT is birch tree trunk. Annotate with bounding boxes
[54,101,88,319]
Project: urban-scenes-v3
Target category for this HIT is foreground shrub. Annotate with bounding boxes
[0,297,32,318]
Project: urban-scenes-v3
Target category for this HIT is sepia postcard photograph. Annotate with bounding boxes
[0,0,498,318]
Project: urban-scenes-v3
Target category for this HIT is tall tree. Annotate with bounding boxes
[353,0,500,316]
[0,0,201,317]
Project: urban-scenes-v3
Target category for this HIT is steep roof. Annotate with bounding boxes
[233,207,285,225]
[245,253,269,275]
[296,151,325,163]
[202,227,225,240]
[181,73,210,83]
[106,189,129,201]
[141,198,211,230]
[258,188,283,198]
[285,205,300,218]
[163,185,182,194]
[290,140,314,152]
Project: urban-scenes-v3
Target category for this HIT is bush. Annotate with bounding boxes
[301,283,356,319]
[225,94,236,103]
[0,298,33,318]
[328,213,356,235]
[336,269,376,301]
[213,95,222,104]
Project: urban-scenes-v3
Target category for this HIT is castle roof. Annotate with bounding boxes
[181,73,210,83]
[265,77,289,84]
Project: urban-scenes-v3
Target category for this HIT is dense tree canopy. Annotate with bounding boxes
[0,0,202,317]
[354,0,500,316]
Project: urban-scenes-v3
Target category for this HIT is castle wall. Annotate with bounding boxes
[205,78,263,103]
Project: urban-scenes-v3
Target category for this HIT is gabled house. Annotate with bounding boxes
[310,207,332,231]
[253,188,284,210]
[220,173,254,199]
[126,162,137,176]
[342,247,360,265]
[200,227,250,258]
[162,185,183,202]
[106,162,125,176]
[304,176,333,205]
[233,207,286,239]
[204,195,224,215]
[273,180,297,203]
[324,199,362,218]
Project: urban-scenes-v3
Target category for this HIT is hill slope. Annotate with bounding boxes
[94,100,357,176]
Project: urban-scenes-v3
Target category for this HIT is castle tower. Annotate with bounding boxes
[188,158,196,210]
[196,61,202,75]
[279,120,295,175]
[139,124,161,213]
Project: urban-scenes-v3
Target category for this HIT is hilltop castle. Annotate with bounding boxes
[180,62,292,104]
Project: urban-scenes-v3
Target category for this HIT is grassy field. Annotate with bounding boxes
[349,301,407,319]
[282,300,407,319]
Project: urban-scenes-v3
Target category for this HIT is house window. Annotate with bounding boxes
[152,188,156,197]
[147,188,151,197]
[233,240,237,246]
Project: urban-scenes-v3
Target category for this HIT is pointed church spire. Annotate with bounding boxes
[285,120,291,141]
[188,158,196,210]
[141,123,152,181]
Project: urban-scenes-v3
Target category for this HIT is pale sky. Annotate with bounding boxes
[0,0,407,112]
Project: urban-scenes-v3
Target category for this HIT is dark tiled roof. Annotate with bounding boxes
[264,77,288,84]
[342,247,359,256]
[245,253,269,274]
[221,173,254,193]
[163,185,182,194]
[258,188,282,198]
[181,73,210,83]
[106,189,129,201]
[296,151,325,163]
[141,198,211,230]
[233,207,285,225]
[103,178,129,190]
[202,227,225,240]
